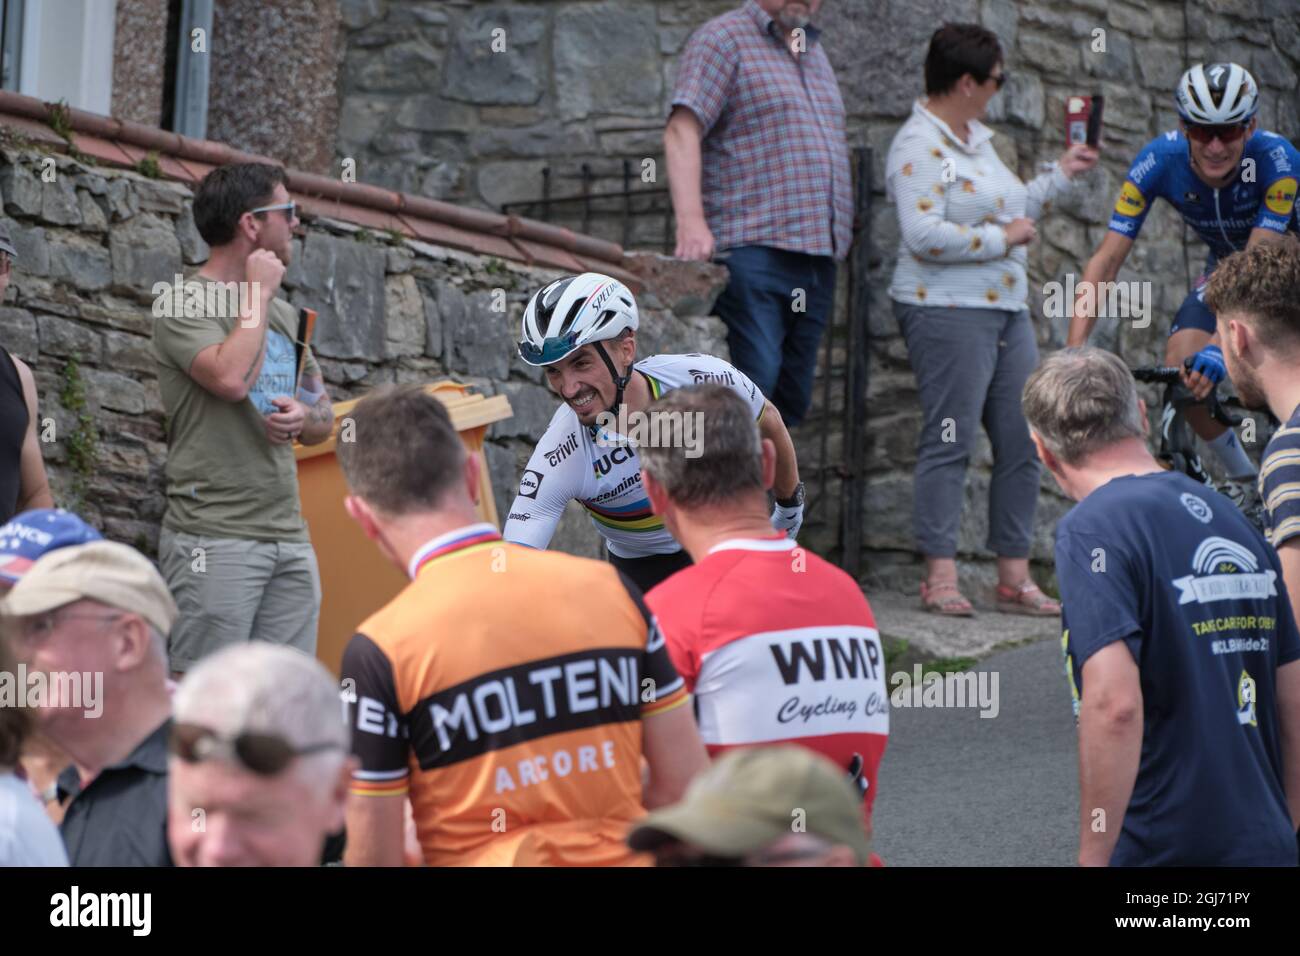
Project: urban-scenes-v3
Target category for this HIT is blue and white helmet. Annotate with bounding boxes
[1175,62,1259,126]
[518,272,639,367]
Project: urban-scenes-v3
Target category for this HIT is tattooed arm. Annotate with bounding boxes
[296,373,334,445]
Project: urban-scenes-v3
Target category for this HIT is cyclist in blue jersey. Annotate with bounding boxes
[1068,63,1300,506]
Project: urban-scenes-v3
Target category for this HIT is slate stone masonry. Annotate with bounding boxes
[0,145,728,560]
[334,0,1299,590]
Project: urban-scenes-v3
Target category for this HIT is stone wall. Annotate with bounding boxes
[333,0,1300,589]
[0,142,727,560]
[826,0,1300,592]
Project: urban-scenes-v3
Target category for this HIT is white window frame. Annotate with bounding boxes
[19,0,117,116]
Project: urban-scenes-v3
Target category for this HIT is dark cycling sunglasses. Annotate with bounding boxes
[1185,123,1249,145]
[170,722,342,776]
[984,71,1007,90]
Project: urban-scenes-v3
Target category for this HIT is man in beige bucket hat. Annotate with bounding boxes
[1,540,177,865]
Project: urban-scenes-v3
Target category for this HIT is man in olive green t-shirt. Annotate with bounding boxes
[152,164,334,674]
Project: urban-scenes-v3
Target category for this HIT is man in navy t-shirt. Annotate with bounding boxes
[1023,347,1300,866]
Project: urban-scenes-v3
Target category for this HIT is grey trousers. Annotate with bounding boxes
[159,527,321,673]
[895,301,1042,558]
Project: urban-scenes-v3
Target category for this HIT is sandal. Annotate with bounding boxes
[920,579,975,617]
[995,580,1061,617]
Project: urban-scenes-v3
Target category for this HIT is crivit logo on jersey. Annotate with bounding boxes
[1268,145,1294,174]
[1172,537,1278,605]
[689,367,736,387]
[544,432,579,468]
[1129,151,1158,186]
[1115,181,1146,215]
[1265,177,1297,216]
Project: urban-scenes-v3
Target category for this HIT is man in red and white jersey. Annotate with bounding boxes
[640,384,888,831]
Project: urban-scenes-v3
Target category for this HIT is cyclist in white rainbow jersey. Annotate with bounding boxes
[504,272,805,592]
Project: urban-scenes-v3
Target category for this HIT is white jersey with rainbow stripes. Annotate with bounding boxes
[503,353,765,559]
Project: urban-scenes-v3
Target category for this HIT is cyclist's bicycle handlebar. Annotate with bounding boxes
[1131,365,1244,428]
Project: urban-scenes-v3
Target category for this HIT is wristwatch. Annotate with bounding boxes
[775,481,805,509]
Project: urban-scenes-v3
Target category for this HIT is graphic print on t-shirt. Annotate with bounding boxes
[247,330,297,416]
[1056,472,1300,866]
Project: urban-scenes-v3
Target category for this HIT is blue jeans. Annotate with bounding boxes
[711,245,836,426]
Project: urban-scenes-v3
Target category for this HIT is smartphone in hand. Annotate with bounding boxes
[1066,95,1104,148]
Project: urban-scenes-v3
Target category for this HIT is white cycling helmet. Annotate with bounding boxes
[1175,62,1259,126]
[518,272,639,367]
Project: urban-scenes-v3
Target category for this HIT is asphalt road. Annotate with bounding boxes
[871,637,1080,866]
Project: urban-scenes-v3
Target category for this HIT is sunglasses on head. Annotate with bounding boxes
[1185,123,1248,144]
[170,722,342,776]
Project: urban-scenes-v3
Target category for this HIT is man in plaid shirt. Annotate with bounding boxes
[665,0,852,427]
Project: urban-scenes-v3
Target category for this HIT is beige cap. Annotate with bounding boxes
[0,540,177,635]
[627,745,872,864]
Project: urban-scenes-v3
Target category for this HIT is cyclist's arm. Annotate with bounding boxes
[1068,231,1133,346]
[502,429,579,550]
[1076,639,1143,866]
[758,400,801,500]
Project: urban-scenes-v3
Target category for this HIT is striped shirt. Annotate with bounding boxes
[1261,403,1300,549]
[669,0,853,259]
[887,100,1073,311]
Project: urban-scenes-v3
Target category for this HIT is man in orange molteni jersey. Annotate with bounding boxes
[336,385,708,866]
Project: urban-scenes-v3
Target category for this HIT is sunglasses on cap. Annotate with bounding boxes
[170,722,342,776]
[1185,123,1249,145]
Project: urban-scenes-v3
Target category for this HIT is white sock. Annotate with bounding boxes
[1207,429,1257,480]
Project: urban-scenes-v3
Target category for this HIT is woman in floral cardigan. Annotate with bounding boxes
[887,23,1098,616]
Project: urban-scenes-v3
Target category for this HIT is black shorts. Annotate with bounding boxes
[606,548,693,593]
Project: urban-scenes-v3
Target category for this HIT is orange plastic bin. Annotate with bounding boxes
[294,380,513,676]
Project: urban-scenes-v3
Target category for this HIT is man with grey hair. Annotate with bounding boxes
[167,643,352,867]
[0,540,177,865]
[639,385,887,858]
[1022,346,1300,866]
